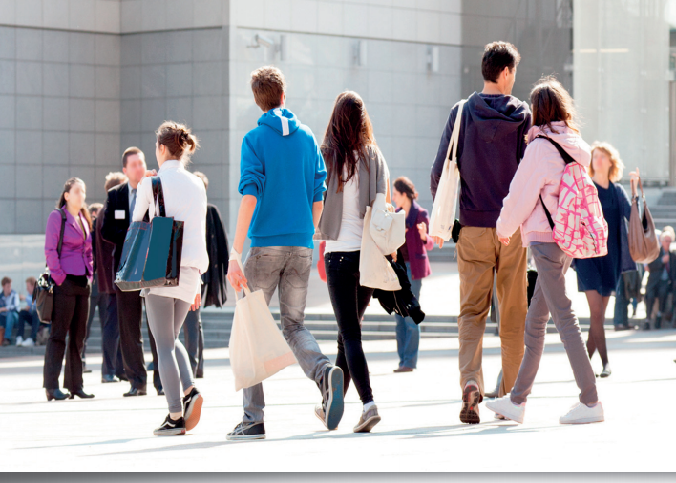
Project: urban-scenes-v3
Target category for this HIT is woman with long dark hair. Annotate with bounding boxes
[390,177,433,372]
[43,177,95,401]
[315,91,391,433]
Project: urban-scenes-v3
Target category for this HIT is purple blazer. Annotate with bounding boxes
[45,208,93,286]
[398,201,434,280]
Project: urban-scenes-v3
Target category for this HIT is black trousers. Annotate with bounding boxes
[116,288,147,389]
[83,284,107,360]
[183,308,205,378]
[18,308,40,341]
[101,292,125,378]
[325,251,374,404]
[43,276,91,391]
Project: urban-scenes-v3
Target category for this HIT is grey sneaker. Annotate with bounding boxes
[320,365,344,430]
[226,421,266,440]
[353,404,381,433]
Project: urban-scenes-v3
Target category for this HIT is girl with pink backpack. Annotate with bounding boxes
[486,77,604,425]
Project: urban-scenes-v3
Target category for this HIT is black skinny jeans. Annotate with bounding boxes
[325,251,374,404]
[43,275,91,391]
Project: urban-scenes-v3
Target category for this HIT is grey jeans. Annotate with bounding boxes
[145,294,195,413]
[242,246,331,423]
[510,243,598,406]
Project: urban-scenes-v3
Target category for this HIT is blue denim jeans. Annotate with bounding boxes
[395,263,422,369]
[242,246,331,423]
[0,311,19,341]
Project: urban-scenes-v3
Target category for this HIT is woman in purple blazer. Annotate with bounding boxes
[391,177,433,372]
[43,177,95,401]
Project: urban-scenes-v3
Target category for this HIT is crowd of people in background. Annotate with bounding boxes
[1,40,675,437]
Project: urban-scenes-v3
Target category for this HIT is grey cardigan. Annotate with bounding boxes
[315,145,390,241]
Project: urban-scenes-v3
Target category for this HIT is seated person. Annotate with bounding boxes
[17,277,40,347]
[0,277,20,346]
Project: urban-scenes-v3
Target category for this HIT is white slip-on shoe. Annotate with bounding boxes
[21,338,34,347]
[485,395,525,424]
[560,402,604,424]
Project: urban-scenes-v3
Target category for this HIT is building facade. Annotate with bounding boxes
[1,0,670,285]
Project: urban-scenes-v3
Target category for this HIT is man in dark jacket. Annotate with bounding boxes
[100,147,153,396]
[430,41,531,424]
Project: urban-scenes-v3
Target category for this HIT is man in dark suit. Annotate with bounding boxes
[100,147,159,396]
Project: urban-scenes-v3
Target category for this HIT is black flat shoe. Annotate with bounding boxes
[69,389,95,399]
[46,388,71,401]
[123,386,147,397]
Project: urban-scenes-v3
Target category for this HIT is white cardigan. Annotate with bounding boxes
[132,160,209,303]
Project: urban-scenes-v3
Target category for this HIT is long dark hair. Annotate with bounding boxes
[321,91,377,193]
[530,76,579,135]
[56,177,92,230]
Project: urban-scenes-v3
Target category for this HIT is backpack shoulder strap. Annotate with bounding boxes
[535,135,576,165]
[57,209,67,259]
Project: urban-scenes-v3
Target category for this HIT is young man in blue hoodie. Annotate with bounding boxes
[226,66,344,440]
[431,42,532,425]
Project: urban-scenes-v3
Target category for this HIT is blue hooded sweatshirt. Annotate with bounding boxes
[239,108,327,248]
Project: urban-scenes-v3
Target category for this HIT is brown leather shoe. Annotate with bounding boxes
[393,366,414,373]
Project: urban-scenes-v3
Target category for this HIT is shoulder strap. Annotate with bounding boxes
[151,176,167,218]
[445,100,467,169]
[57,209,67,259]
[535,135,575,165]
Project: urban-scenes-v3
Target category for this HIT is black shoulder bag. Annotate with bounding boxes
[34,209,67,323]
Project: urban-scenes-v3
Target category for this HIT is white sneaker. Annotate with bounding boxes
[560,402,604,424]
[21,338,34,347]
[485,395,525,424]
[15,336,23,346]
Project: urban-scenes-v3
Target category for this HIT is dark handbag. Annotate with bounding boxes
[115,177,184,291]
[34,209,67,323]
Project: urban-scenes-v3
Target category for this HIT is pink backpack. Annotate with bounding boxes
[537,136,608,259]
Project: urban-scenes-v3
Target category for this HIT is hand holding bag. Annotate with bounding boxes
[115,177,184,291]
[359,206,401,291]
[429,99,466,241]
[228,255,296,392]
[628,178,660,264]
[34,209,67,323]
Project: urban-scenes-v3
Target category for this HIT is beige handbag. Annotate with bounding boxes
[628,178,660,264]
[359,207,401,291]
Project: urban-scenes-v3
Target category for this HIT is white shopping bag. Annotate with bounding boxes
[429,99,466,241]
[228,258,296,392]
[359,206,401,291]
[370,193,406,256]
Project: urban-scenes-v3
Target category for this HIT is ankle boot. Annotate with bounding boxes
[46,388,71,401]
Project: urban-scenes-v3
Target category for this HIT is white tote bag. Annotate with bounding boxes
[359,206,401,291]
[370,193,406,256]
[429,99,466,241]
[228,258,296,392]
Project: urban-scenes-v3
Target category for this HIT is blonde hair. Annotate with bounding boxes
[661,226,675,243]
[589,142,624,183]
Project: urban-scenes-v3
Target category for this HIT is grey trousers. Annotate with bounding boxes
[242,246,331,423]
[145,294,195,413]
[510,243,598,406]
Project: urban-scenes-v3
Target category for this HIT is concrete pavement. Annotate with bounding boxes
[2,328,674,472]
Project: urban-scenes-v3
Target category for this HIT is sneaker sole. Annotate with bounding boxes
[353,415,382,433]
[225,433,266,441]
[560,416,604,424]
[153,429,186,436]
[485,401,524,424]
[184,393,203,431]
[459,385,481,424]
[325,367,344,431]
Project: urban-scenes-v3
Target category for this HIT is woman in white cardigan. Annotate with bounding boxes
[132,121,209,436]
